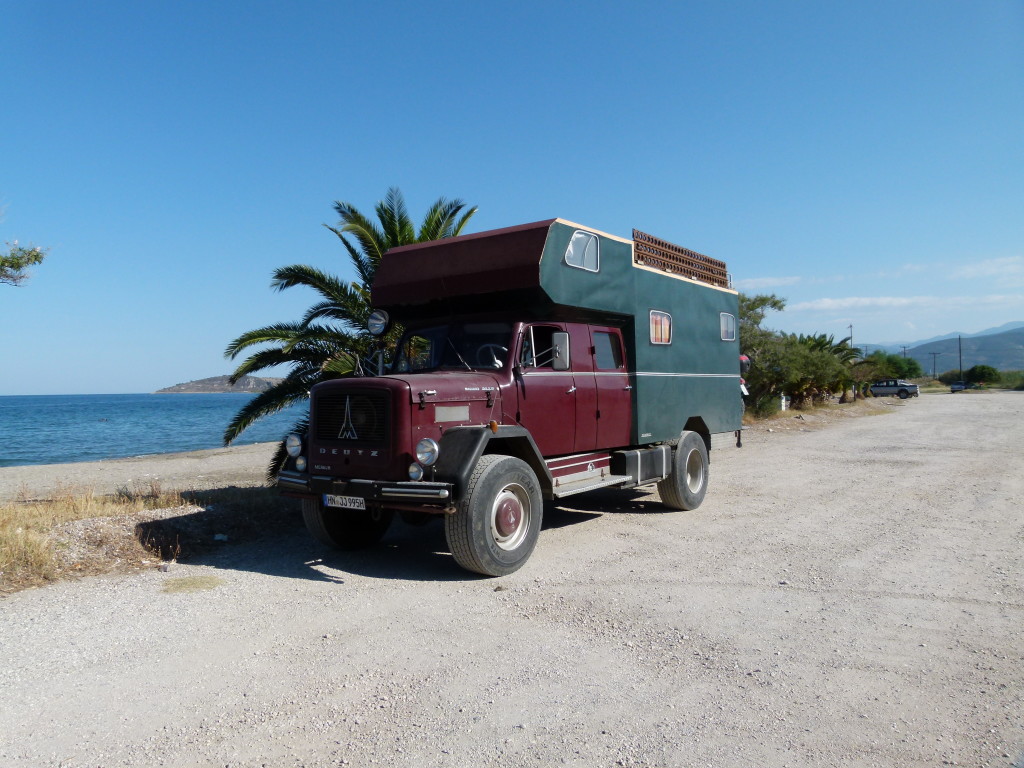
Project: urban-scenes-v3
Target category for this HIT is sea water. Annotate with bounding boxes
[0,394,305,467]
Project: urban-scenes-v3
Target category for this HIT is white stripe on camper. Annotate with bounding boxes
[520,371,740,378]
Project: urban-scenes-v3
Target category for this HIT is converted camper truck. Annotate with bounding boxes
[278,219,742,576]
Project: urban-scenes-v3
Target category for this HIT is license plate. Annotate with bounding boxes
[323,494,366,510]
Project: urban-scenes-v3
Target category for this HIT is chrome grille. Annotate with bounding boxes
[315,391,389,443]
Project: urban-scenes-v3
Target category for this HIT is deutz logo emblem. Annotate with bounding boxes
[338,397,358,440]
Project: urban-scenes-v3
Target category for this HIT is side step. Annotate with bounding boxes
[551,474,632,499]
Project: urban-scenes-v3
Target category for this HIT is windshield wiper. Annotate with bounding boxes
[446,338,473,371]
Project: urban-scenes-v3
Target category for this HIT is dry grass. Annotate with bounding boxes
[0,483,298,595]
[744,394,891,429]
[162,574,226,593]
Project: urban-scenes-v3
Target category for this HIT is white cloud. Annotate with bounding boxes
[732,276,801,291]
[788,296,935,311]
[952,256,1024,288]
[952,255,1024,279]
[788,294,1024,312]
[871,264,927,279]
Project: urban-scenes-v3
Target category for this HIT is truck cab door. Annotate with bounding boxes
[589,327,631,449]
[514,324,576,456]
[568,324,598,452]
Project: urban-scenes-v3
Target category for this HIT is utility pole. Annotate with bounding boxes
[848,324,854,359]
[958,335,963,381]
[900,345,909,358]
[929,351,944,379]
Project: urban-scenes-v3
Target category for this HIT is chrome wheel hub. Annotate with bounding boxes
[490,484,530,550]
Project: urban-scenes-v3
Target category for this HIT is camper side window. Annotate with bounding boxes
[564,230,600,272]
[650,311,672,345]
[720,313,737,341]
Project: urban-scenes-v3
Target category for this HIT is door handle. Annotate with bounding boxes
[566,386,577,394]
[623,385,633,390]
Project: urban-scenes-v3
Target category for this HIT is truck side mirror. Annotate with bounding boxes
[552,332,570,371]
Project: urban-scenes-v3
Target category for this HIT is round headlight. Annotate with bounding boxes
[285,433,303,458]
[408,462,424,481]
[294,456,307,472]
[415,438,440,466]
[367,309,390,337]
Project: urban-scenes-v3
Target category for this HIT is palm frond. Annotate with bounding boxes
[223,374,315,445]
[419,197,476,241]
[334,201,388,269]
[452,205,478,237]
[225,322,310,359]
[270,264,353,303]
[324,224,375,286]
[321,354,359,377]
[283,323,368,353]
[228,348,320,383]
[298,283,369,328]
[377,187,415,248]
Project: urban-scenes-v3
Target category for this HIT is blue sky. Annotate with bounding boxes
[2,1,1022,395]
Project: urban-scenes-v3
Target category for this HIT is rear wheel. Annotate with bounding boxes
[302,498,393,550]
[657,430,709,511]
[445,455,543,576]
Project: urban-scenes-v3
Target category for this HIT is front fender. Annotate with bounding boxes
[434,425,552,500]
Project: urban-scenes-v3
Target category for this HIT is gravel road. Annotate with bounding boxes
[1,393,1022,768]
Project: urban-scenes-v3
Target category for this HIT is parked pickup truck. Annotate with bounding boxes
[277,219,743,575]
[870,379,920,399]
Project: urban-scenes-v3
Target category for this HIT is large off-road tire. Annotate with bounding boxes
[657,430,709,511]
[898,389,910,400]
[302,498,394,550]
[444,454,543,577]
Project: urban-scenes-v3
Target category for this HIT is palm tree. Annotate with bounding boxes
[223,188,477,476]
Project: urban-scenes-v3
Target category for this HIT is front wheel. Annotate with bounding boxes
[444,455,543,576]
[302,498,393,550]
[657,431,709,511]
[898,390,909,399]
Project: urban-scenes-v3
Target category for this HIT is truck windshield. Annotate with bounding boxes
[391,322,513,372]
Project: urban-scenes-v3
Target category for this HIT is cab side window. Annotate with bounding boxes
[520,326,560,368]
[593,331,623,370]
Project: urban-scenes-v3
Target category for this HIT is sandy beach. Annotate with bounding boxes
[0,441,277,501]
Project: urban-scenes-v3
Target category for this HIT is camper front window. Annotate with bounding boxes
[564,230,600,272]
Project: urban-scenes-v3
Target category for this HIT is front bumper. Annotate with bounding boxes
[278,470,453,504]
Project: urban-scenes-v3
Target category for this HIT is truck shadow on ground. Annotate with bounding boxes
[551,487,674,515]
[136,486,658,584]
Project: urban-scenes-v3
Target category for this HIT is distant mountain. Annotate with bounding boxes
[865,321,1024,353]
[155,375,283,394]
[906,327,1024,375]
